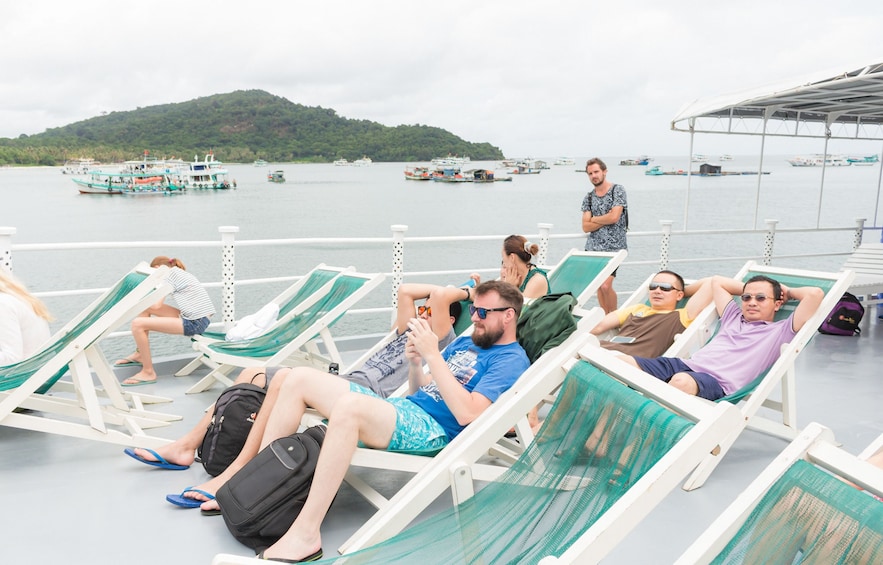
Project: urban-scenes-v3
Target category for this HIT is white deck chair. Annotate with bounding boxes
[544,248,627,307]
[0,263,181,448]
[184,269,384,394]
[212,344,741,565]
[842,242,883,307]
[678,262,855,491]
[675,423,883,564]
[175,263,348,378]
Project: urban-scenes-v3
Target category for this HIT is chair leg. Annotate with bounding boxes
[175,355,208,377]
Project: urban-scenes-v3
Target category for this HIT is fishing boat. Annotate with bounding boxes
[167,153,235,191]
[431,167,469,182]
[619,155,652,166]
[61,158,99,175]
[333,159,349,166]
[403,166,432,181]
[253,159,268,167]
[4,60,883,565]
[352,156,373,166]
[267,170,286,183]
[644,165,665,176]
[787,154,851,167]
[847,154,879,165]
[72,170,179,195]
[431,155,471,167]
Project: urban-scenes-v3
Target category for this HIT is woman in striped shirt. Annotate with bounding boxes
[115,256,214,386]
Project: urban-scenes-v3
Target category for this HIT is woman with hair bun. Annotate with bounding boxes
[0,270,51,365]
[115,256,214,386]
[472,235,550,300]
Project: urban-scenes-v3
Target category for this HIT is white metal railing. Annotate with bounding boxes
[0,219,871,336]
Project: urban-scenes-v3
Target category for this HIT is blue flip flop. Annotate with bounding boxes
[166,487,215,508]
[123,447,190,471]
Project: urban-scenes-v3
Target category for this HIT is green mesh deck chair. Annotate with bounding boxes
[676,423,883,564]
[185,269,384,394]
[675,261,855,491]
[545,248,627,307]
[175,264,347,378]
[0,263,180,447]
[211,346,739,564]
[448,248,627,337]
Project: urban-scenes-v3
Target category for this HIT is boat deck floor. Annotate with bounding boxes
[2,317,882,564]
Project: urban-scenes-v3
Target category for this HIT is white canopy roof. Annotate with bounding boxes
[671,60,883,140]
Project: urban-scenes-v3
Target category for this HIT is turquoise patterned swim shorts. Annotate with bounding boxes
[349,382,448,454]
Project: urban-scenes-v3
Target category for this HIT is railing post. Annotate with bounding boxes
[762,219,778,266]
[391,225,408,323]
[659,221,673,271]
[537,223,553,266]
[853,218,866,250]
[219,226,239,329]
[0,227,15,275]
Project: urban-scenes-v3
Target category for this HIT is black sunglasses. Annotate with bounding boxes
[648,282,682,292]
[468,305,513,319]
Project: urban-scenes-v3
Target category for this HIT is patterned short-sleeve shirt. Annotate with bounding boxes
[581,184,628,252]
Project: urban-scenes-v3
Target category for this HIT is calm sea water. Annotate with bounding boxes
[1,156,880,357]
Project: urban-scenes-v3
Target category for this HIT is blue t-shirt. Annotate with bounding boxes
[407,335,530,440]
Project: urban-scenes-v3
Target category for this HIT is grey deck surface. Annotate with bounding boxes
[2,317,881,564]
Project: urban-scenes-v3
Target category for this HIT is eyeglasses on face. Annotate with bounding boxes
[740,293,770,303]
[468,305,513,320]
[648,282,682,292]
[417,305,431,316]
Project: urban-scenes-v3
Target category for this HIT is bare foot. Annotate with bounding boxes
[133,445,195,468]
[122,369,157,386]
[262,530,323,563]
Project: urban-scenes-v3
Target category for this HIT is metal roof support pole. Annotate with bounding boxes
[536,223,553,266]
[683,120,695,230]
[0,227,15,274]
[390,224,408,324]
[875,140,883,233]
[815,130,831,229]
[752,110,771,229]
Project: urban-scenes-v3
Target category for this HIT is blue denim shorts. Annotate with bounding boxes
[182,316,210,337]
[349,382,448,454]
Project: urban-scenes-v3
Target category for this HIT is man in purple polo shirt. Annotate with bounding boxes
[620,274,824,400]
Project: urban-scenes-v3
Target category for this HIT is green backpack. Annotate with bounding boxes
[516,293,578,363]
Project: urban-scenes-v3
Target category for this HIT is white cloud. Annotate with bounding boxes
[2,0,883,157]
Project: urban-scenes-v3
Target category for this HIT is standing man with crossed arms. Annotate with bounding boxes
[581,157,628,314]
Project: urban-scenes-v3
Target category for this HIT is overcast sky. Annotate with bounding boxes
[2,1,882,158]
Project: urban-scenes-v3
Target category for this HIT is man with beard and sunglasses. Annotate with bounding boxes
[619,275,823,400]
[591,270,714,358]
[233,281,529,562]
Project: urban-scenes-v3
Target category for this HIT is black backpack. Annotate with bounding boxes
[216,425,326,552]
[198,382,267,476]
[818,292,864,336]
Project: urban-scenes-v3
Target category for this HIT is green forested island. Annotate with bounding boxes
[0,90,504,165]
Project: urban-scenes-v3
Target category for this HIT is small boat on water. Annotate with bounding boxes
[333,159,349,166]
[61,158,99,175]
[787,154,850,167]
[353,156,373,166]
[466,169,498,183]
[847,154,879,165]
[645,165,665,176]
[267,170,286,183]
[691,154,709,162]
[620,155,652,166]
[554,157,575,166]
[167,153,234,191]
[719,154,734,161]
[253,159,268,167]
[431,167,469,182]
[404,166,432,181]
[72,170,180,195]
[432,155,471,167]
